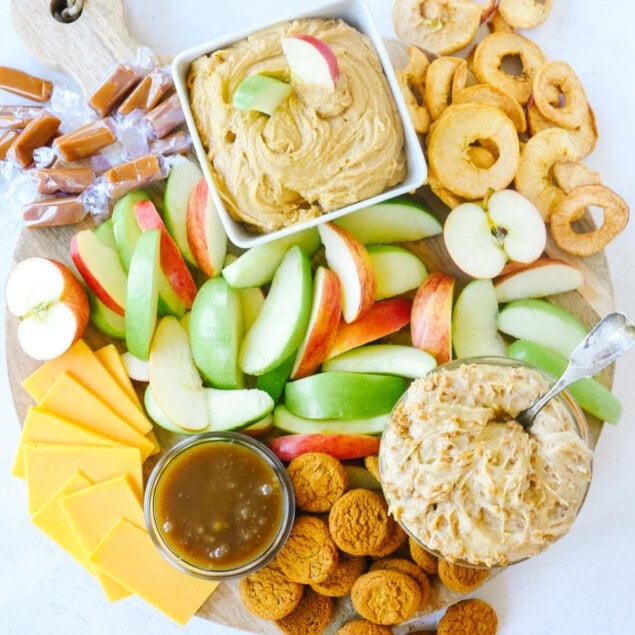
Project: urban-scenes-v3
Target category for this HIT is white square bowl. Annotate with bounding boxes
[172,0,427,249]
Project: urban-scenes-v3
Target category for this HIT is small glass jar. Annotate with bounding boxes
[145,431,294,580]
[379,356,593,569]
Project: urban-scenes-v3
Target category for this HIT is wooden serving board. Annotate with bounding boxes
[6,1,615,633]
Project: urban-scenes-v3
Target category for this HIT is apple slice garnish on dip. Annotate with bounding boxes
[281,34,340,89]
[232,74,292,115]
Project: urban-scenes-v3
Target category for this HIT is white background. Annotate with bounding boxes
[2,1,635,633]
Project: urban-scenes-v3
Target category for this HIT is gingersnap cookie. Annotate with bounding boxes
[364,454,381,482]
[438,559,489,593]
[287,451,349,513]
[370,557,431,608]
[275,514,339,584]
[408,536,439,575]
[336,619,394,634]
[351,568,422,625]
[437,598,498,635]
[310,551,367,597]
[275,586,335,635]
[370,513,407,557]
[328,489,392,556]
[238,562,304,621]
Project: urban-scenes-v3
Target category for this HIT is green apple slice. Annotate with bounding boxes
[163,157,202,267]
[507,339,622,424]
[112,189,151,271]
[344,465,381,490]
[322,344,436,378]
[333,196,442,244]
[273,404,388,435]
[222,228,320,288]
[125,228,161,360]
[284,371,407,420]
[498,298,588,358]
[143,384,184,433]
[206,387,274,431]
[232,74,292,115]
[256,353,296,402]
[148,316,209,431]
[368,245,427,300]
[89,291,125,340]
[239,246,312,375]
[453,279,507,359]
[189,277,244,389]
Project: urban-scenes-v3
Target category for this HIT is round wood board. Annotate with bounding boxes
[6,1,615,632]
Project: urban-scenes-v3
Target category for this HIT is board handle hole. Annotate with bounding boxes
[50,0,83,23]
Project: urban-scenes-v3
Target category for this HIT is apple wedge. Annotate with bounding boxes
[206,387,274,431]
[444,189,546,279]
[70,227,127,316]
[497,298,588,358]
[507,339,622,424]
[5,257,90,361]
[256,353,296,402]
[163,156,202,267]
[322,344,436,379]
[238,285,265,331]
[222,227,320,288]
[239,245,312,375]
[143,384,183,433]
[318,222,376,323]
[148,315,209,432]
[189,276,244,389]
[368,245,428,300]
[494,258,584,303]
[284,371,407,420]
[122,351,150,382]
[232,74,292,115]
[89,291,125,340]
[186,176,227,278]
[333,196,442,244]
[281,34,340,89]
[453,279,507,359]
[410,272,455,364]
[268,433,380,461]
[273,405,388,436]
[291,266,342,379]
[125,228,161,360]
[326,298,412,359]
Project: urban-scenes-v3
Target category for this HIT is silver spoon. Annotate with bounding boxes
[516,311,635,430]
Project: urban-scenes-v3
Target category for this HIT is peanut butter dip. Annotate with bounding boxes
[379,362,593,567]
[187,18,407,233]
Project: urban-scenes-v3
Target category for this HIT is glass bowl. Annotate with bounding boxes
[379,356,593,569]
[144,431,295,580]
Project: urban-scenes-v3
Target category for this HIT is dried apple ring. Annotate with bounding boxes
[550,184,630,257]
[514,127,577,221]
[425,56,466,120]
[453,82,527,132]
[427,168,467,208]
[392,0,482,55]
[397,69,431,133]
[498,0,553,29]
[427,102,519,199]
[552,160,601,193]
[533,60,589,130]
[488,9,515,33]
[473,31,546,104]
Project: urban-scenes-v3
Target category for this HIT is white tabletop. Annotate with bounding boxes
[2,1,635,634]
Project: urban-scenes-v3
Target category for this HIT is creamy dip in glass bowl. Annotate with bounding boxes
[379,357,593,568]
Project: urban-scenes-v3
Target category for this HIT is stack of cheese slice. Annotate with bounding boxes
[12,339,218,625]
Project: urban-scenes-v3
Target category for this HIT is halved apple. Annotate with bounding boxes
[318,222,376,323]
[273,404,388,436]
[368,245,428,300]
[186,176,227,278]
[452,279,507,359]
[291,266,342,379]
[284,371,407,420]
[232,74,292,115]
[281,34,340,89]
[333,196,442,244]
[410,272,455,364]
[239,245,312,375]
[5,257,90,361]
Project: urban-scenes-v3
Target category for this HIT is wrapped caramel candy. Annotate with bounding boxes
[0,66,52,102]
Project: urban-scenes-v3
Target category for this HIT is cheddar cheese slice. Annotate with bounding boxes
[95,344,141,407]
[89,518,218,625]
[22,339,151,434]
[38,372,154,461]
[23,442,142,514]
[13,406,119,479]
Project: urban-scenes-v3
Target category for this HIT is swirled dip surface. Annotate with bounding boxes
[380,363,593,567]
[187,18,407,233]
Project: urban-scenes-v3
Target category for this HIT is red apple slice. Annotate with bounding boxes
[268,433,380,461]
[326,298,412,359]
[186,177,227,278]
[318,222,376,323]
[281,34,340,89]
[291,266,342,379]
[410,272,455,365]
[5,257,89,360]
[133,199,198,308]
